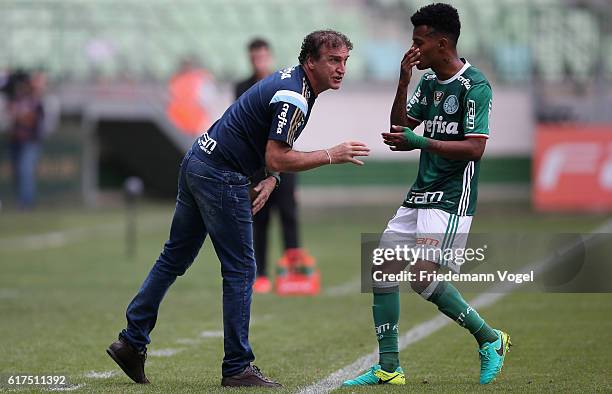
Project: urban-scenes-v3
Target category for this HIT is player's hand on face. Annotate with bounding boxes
[327,141,370,165]
[382,125,416,151]
[399,47,421,86]
[251,176,276,215]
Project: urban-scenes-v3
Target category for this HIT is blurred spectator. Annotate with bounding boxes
[31,70,60,137]
[5,71,45,209]
[234,38,308,294]
[234,38,275,99]
[0,69,10,132]
[167,57,217,136]
[85,37,116,81]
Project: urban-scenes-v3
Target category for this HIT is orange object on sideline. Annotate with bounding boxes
[167,68,213,135]
[276,271,320,296]
[253,276,272,294]
[275,248,320,295]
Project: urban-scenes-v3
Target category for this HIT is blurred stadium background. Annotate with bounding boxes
[1,0,612,207]
[1,0,611,392]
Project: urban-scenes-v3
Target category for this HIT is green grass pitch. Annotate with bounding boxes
[1,202,610,392]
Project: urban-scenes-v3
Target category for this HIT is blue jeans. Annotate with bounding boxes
[10,142,40,208]
[120,149,256,377]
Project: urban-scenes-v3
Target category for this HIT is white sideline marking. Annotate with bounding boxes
[83,370,118,379]
[149,348,184,357]
[323,276,361,296]
[0,227,103,251]
[199,330,224,338]
[19,231,69,250]
[47,384,85,391]
[176,338,201,345]
[0,216,168,252]
[297,220,612,394]
[0,289,19,299]
[250,313,274,326]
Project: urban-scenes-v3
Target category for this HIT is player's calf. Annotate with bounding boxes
[410,260,510,383]
[370,253,409,375]
[410,259,498,347]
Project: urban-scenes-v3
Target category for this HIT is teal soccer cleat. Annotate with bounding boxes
[342,364,405,386]
[479,329,512,384]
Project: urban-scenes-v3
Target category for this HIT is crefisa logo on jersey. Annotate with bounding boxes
[407,86,421,111]
[457,75,472,90]
[434,91,444,107]
[443,95,459,114]
[425,116,459,135]
[276,103,290,134]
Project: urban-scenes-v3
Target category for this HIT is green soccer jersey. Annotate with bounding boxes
[403,60,492,216]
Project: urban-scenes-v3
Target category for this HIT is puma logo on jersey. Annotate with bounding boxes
[425,116,459,135]
[279,66,295,80]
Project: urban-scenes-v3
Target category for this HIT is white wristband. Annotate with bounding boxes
[324,149,332,164]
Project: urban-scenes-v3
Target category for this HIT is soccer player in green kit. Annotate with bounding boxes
[344,3,510,386]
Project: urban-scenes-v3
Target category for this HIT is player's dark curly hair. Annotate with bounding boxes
[411,3,461,44]
[298,30,353,64]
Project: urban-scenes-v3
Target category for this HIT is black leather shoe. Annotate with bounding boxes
[221,364,282,388]
[106,336,149,384]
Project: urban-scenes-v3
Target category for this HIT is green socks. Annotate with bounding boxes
[428,281,498,347]
[373,291,400,372]
[371,281,497,374]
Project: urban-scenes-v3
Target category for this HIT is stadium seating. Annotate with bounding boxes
[0,0,366,81]
[370,0,608,83]
[0,0,609,83]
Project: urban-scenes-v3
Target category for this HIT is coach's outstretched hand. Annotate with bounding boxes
[251,176,277,215]
[327,141,370,165]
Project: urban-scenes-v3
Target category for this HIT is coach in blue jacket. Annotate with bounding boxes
[107,30,369,388]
